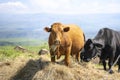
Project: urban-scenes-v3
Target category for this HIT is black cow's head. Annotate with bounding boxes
[81,39,103,62]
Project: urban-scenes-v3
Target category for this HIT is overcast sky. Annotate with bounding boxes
[0,0,120,14]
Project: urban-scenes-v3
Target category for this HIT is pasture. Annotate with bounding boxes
[0,45,120,80]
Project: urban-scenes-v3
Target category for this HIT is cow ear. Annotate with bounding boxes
[44,27,51,32]
[87,39,93,44]
[63,27,70,32]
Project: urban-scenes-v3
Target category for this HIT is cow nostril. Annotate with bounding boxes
[54,40,60,45]
[83,58,91,62]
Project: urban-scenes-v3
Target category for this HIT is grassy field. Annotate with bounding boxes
[0,43,120,80]
[0,42,49,61]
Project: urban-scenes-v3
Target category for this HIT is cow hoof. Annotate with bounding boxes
[51,62,56,64]
[118,69,120,73]
[109,70,114,74]
[104,68,107,71]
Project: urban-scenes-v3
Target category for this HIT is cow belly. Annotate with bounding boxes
[72,40,84,52]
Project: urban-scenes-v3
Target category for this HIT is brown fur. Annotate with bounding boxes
[44,22,85,66]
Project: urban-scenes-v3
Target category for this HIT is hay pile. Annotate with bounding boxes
[0,55,120,80]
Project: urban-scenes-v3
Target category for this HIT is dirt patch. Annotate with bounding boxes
[0,55,120,80]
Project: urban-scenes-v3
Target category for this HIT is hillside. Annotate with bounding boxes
[0,13,120,40]
[0,54,120,80]
[0,38,46,46]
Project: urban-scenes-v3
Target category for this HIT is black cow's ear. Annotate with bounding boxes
[44,27,51,32]
[87,39,93,43]
[63,27,70,32]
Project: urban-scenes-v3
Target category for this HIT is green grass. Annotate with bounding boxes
[0,46,21,61]
[0,42,49,61]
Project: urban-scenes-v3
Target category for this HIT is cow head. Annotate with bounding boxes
[81,39,103,62]
[44,23,70,45]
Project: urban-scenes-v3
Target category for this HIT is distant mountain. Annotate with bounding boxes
[0,13,120,40]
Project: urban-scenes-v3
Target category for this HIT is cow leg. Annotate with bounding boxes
[108,58,114,74]
[118,59,120,72]
[51,54,55,62]
[51,56,55,62]
[107,49,116,74]
[65,47,71,66]
[50,50,56,62]
[102,60,107,70]
[118,63,120,72]
[76,52,80,62]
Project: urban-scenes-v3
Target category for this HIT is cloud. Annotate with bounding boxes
[74,1,120,14]
[0,1,28,14]
[28,0,120,14]
[28,0,72,14]
[0,0,120,14]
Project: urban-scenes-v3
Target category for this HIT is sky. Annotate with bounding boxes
[0,0,120,14]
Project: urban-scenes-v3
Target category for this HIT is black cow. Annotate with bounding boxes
[81,28,120,74]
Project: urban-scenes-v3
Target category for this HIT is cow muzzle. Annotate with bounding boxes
[54,40,60,45]
[83,58,91,62]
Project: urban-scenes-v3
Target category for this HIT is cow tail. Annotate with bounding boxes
[83,33,86,42]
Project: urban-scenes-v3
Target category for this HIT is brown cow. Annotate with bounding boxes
[44,22,85,66]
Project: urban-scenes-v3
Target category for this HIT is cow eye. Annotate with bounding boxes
[90,44,94,49]
[51,30,56,36]
[87,45,93,51]
[88,47,92,50]
[52,30,55,34]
